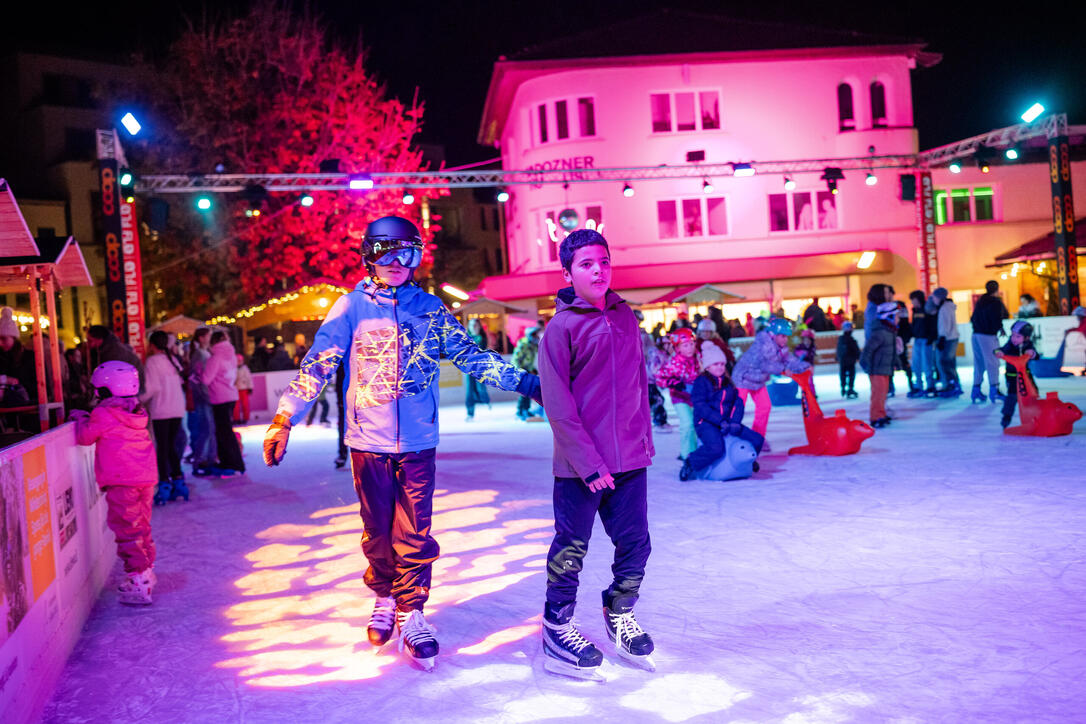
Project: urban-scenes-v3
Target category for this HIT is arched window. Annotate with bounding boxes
[837,83,855,131]
[870,81,887,128]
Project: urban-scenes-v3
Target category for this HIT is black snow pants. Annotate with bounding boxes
[686,420,764,471]
[840,362,856,394]
[350,447,439,611]
[545,468,650,606]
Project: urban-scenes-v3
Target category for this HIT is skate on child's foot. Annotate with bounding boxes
[602,590,655,671]
[169,476,189,501]
[153,480,172,506]
[368,596,396,646]
[396,609,438,671]
[542,601,605,681]
[118,568,154,605]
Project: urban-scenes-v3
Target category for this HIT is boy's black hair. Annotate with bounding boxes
[909,289,926,304]
[985,280,999,294]
[559,229,609,271]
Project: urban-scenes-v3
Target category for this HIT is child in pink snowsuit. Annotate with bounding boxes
[71,360,159,605]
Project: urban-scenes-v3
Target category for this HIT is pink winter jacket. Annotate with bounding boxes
[73,397,157,487]
[200,340,239,404]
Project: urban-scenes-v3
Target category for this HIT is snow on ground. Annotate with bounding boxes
[41,369,1086,723]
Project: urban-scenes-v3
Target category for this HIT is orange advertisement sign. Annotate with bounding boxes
[22,446,55,601]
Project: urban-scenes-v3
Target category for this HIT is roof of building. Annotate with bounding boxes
[510,8,926,61]
[991,220,1086,265]
[479,9,939,145]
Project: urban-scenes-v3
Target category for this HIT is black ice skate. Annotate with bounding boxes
[542,601,605,681]
[602,592,655,671]
[367,596,396,647]
[396,609,438,671]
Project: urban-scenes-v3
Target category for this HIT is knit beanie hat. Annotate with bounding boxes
[669,327,695,345]
[700,343,727,370]
[932,287,949,300]
[696,318,716,333]
[841,321,854,332]
[1073,306,1086,318]
[0,308,19,338]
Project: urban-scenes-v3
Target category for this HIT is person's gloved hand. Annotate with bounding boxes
[263,414,292,466]
[517,373,543,406]
[725,422,743,436]
[935,336,946,351]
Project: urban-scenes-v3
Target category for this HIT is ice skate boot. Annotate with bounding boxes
[602,592,655,671]
[971,385,986,404]
[989,385,1006,403]
[169,476,189,502]
[153,480,172,506]
[396,609,438,671]
[334,454,347,469]
[541,601,605,681]
[367,596,396,646]
[118,569,154,605]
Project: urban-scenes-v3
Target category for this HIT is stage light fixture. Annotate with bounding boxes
[496,189,510,203]
[949,162,962,174]
[732,162,755,177]
[1005,148,1019,160]
[348,174,374,190]
[119,168,134,187]
[402,192,415,205]
[820,167,845,194]
[196,196,212,211]
[622,183,635,197]
[120,112,141,135]
[702,178,714,194]
[1020,103,1044,123]
[784,177,796,191]
[865,172,877,186]
[300,193,314,207]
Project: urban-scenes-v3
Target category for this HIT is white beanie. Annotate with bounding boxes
[696,318,716,333]
[0,307,19,338]
[700,343,727,370]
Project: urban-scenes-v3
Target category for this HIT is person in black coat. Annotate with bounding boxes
[994,320,1037,428]
[836,321,860,398]
[908,290,938,397]
[680,344,764,480]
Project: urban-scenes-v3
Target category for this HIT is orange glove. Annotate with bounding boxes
[263,414,292,466]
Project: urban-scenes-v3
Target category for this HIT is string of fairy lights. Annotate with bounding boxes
[205,282,349,327]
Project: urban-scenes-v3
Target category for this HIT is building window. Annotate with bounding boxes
[870,81,887,128]
[536,97,597,145]
[578,97,596,136]
[837,83,855,131]
[768,191,838,232]
[540,205,604,261]
[479,206,488,231]
[492,207,501,229]
[935,186,996,225]
[537,104,548,144]
[64,128,96,161]
[649,90,721,133]
[43,73,95,108]
[658,196,729,239]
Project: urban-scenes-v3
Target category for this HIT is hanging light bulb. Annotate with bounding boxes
[402,191,415,205]
[949,162,962,174]
[865,172,877,186]
[784,177,796,191]
[622,183,635,198]
[702,178,714,194]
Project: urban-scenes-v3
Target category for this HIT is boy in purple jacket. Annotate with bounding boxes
[537,229,656,680]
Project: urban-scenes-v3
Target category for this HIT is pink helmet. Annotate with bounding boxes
[91,360,139,397]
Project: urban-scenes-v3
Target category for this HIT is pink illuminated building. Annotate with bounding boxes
[476,10,1084,325]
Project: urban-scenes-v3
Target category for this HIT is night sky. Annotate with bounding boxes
[4,1,1083,165]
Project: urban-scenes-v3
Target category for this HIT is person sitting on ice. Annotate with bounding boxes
[994,320,1037,428]
[860,302,898,429]
[537,228,656,680]
[70,361,158,605]
[680,344,764,481]
[262,216,542,672]
[655,327,701,461]
[731,317,811,452]
[836,321,861,399]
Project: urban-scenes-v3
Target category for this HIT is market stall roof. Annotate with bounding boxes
[988,219,1086,266]
[0,234,92,292]
[452,297,530,317]
[0,179,40,257]
[206,278,351,330]
[149,315,206,337]
[646,283,746,305]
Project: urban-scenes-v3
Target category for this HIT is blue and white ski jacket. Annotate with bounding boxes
[276,278,528,453]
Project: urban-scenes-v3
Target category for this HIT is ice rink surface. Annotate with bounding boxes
[41,370,1086,723]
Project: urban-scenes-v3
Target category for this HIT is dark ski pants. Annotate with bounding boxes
[151,417,183,481]
[545,468,650,606]
[648,383,668,426]
[211,402,245,472]
[351,447,439,611]
[839,362,856,394]
[686,421,764,471]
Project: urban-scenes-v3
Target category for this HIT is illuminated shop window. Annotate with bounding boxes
[768,191,838,232]
[870,81,887,128]
[657,196,729,239]
[935,186,997,225]
[649,90,721,133]
[837,83,855,131]
[536,97,597,145]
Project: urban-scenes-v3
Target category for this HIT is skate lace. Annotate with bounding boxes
[555,620,594,653]
[398,610,437,646]
[370,598,395,629]
[610,610,646,641]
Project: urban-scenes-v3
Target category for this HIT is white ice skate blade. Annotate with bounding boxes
[407,654,437,672]
[615,647,656,672]
[543,656,606,682]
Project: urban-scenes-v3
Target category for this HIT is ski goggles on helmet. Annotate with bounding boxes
[366,240,423,268]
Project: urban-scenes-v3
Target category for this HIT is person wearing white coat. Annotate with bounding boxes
[200,331,245,476]
[142,331,189,503]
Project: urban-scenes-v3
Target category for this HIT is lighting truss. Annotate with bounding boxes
[133,114,1068,193]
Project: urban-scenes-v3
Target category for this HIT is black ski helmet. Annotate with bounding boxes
[362,216,423,265]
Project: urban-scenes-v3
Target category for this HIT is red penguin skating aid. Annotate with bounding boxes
[785,368,874,455]
[1001,355,1082,437]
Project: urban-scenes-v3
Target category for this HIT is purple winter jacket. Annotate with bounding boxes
[538,287,655,481]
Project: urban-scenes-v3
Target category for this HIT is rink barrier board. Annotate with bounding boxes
[242,317,1079,423]
[0,423,107,724]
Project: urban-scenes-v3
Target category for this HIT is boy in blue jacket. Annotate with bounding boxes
[681,344,764,481]
[263,216,541,671]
